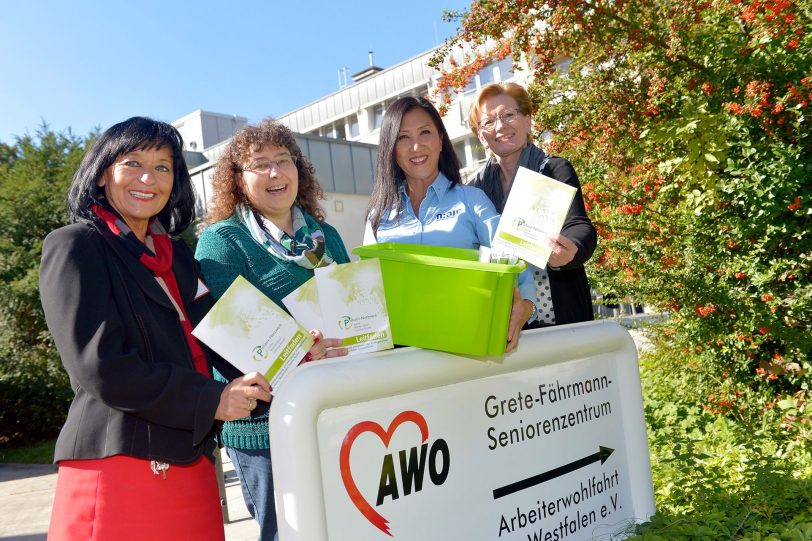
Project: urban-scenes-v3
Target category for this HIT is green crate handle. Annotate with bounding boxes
[352,242,526,274]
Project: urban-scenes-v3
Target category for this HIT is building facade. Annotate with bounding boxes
[175,47,527,252]
[277,48,523,179]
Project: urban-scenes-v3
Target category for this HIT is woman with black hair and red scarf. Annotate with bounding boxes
[39,117,271,540]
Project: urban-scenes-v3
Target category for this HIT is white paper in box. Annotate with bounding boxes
[192,275,314,392]
[492,165,577,269]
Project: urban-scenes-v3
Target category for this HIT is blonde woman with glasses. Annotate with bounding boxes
[468,82,597,327]
[195,118,349,540]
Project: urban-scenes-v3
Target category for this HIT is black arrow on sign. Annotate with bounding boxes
[493,446,614,499]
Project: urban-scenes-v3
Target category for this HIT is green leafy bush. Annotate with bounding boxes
[0,127,87,446]
[0,349,72,447]
[0,438,56,464]
[629,333,812,540]
[433,0,811,414]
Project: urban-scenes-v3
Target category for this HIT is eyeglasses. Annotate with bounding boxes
[478,108,523,132]
[242,155,298,174]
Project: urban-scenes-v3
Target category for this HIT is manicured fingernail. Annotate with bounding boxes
[313,335,320,344]
[304,352,312,362]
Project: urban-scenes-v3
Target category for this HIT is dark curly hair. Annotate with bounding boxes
[205,118,325,224]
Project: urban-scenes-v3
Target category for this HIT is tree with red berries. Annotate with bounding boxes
[432,0,811,413]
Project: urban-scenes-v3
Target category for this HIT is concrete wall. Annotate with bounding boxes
[321,192,370,260]
[173,110,247,152]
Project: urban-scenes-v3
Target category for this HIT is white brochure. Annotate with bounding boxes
[492,166,577,269]
[283,259,393,355]
[192,275,314,393]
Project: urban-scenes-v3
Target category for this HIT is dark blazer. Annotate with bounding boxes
[471,152,597,325]
[40,221,229,465]
[543,157,597,325]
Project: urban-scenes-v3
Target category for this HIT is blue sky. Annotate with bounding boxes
[0,0,472,144]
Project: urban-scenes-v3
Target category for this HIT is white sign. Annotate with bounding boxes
[270,322,655,540]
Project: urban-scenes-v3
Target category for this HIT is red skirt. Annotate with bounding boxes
[48,455,224,541]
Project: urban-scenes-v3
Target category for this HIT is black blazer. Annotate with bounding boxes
[543,157,597,325]
[472,153,597,325]
[40,221,232,465]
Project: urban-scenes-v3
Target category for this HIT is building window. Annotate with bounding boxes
[373,102,387,130]
[479,65,495,86]
[470,138,486,163]
[320,122,345,140]
[348,114,360,138]
[453,140,467,166]
[495,57,514,81]
[452,137,488,169]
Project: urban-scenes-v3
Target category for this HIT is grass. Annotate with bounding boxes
[0,438,56,464]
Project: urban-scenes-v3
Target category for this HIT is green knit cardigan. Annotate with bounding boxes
[194,212,350,449]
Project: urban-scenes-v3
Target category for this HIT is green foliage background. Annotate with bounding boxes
[432,0,811,416]
[432,2,812,536]
[631,336,812,540]
[0,127,88,445]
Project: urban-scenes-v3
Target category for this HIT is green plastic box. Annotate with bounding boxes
[352,242,526,356]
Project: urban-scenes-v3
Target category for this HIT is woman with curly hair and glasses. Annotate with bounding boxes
[195,117,349,540]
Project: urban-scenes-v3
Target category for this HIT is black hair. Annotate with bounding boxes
[366,96,461,234]
[67,116,195,234]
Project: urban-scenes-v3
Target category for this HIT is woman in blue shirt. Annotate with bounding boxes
[364,96,537,352]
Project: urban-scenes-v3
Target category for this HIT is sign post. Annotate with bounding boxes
[270,321,655,540]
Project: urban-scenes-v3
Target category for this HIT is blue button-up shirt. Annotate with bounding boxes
[364,173,536,317]
[364,172,499,249]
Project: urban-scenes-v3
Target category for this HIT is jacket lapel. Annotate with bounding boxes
[96,224,176,311]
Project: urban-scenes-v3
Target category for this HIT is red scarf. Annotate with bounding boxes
[91,203,210,378]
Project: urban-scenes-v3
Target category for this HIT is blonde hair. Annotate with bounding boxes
[468,82,533,138]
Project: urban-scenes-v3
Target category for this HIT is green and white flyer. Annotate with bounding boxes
[281,276,324,332]
[492,166,577,269]
[192,275,314,392]
[283,259,393,355]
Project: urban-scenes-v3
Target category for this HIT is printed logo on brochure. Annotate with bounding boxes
[340,410,451,536]
[251,345,269,363]
[512,216,526,230]
[338,316,353,331]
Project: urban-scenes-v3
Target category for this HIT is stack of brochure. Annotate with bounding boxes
[192,275,314,393]
[284,258,393,356]
[193,259,394,393]
[491,166,577,269]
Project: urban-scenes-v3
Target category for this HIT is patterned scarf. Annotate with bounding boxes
[90,202,211,377]
[237,203,333,269]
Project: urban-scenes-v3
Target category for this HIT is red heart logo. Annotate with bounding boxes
[339,411,429,536]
